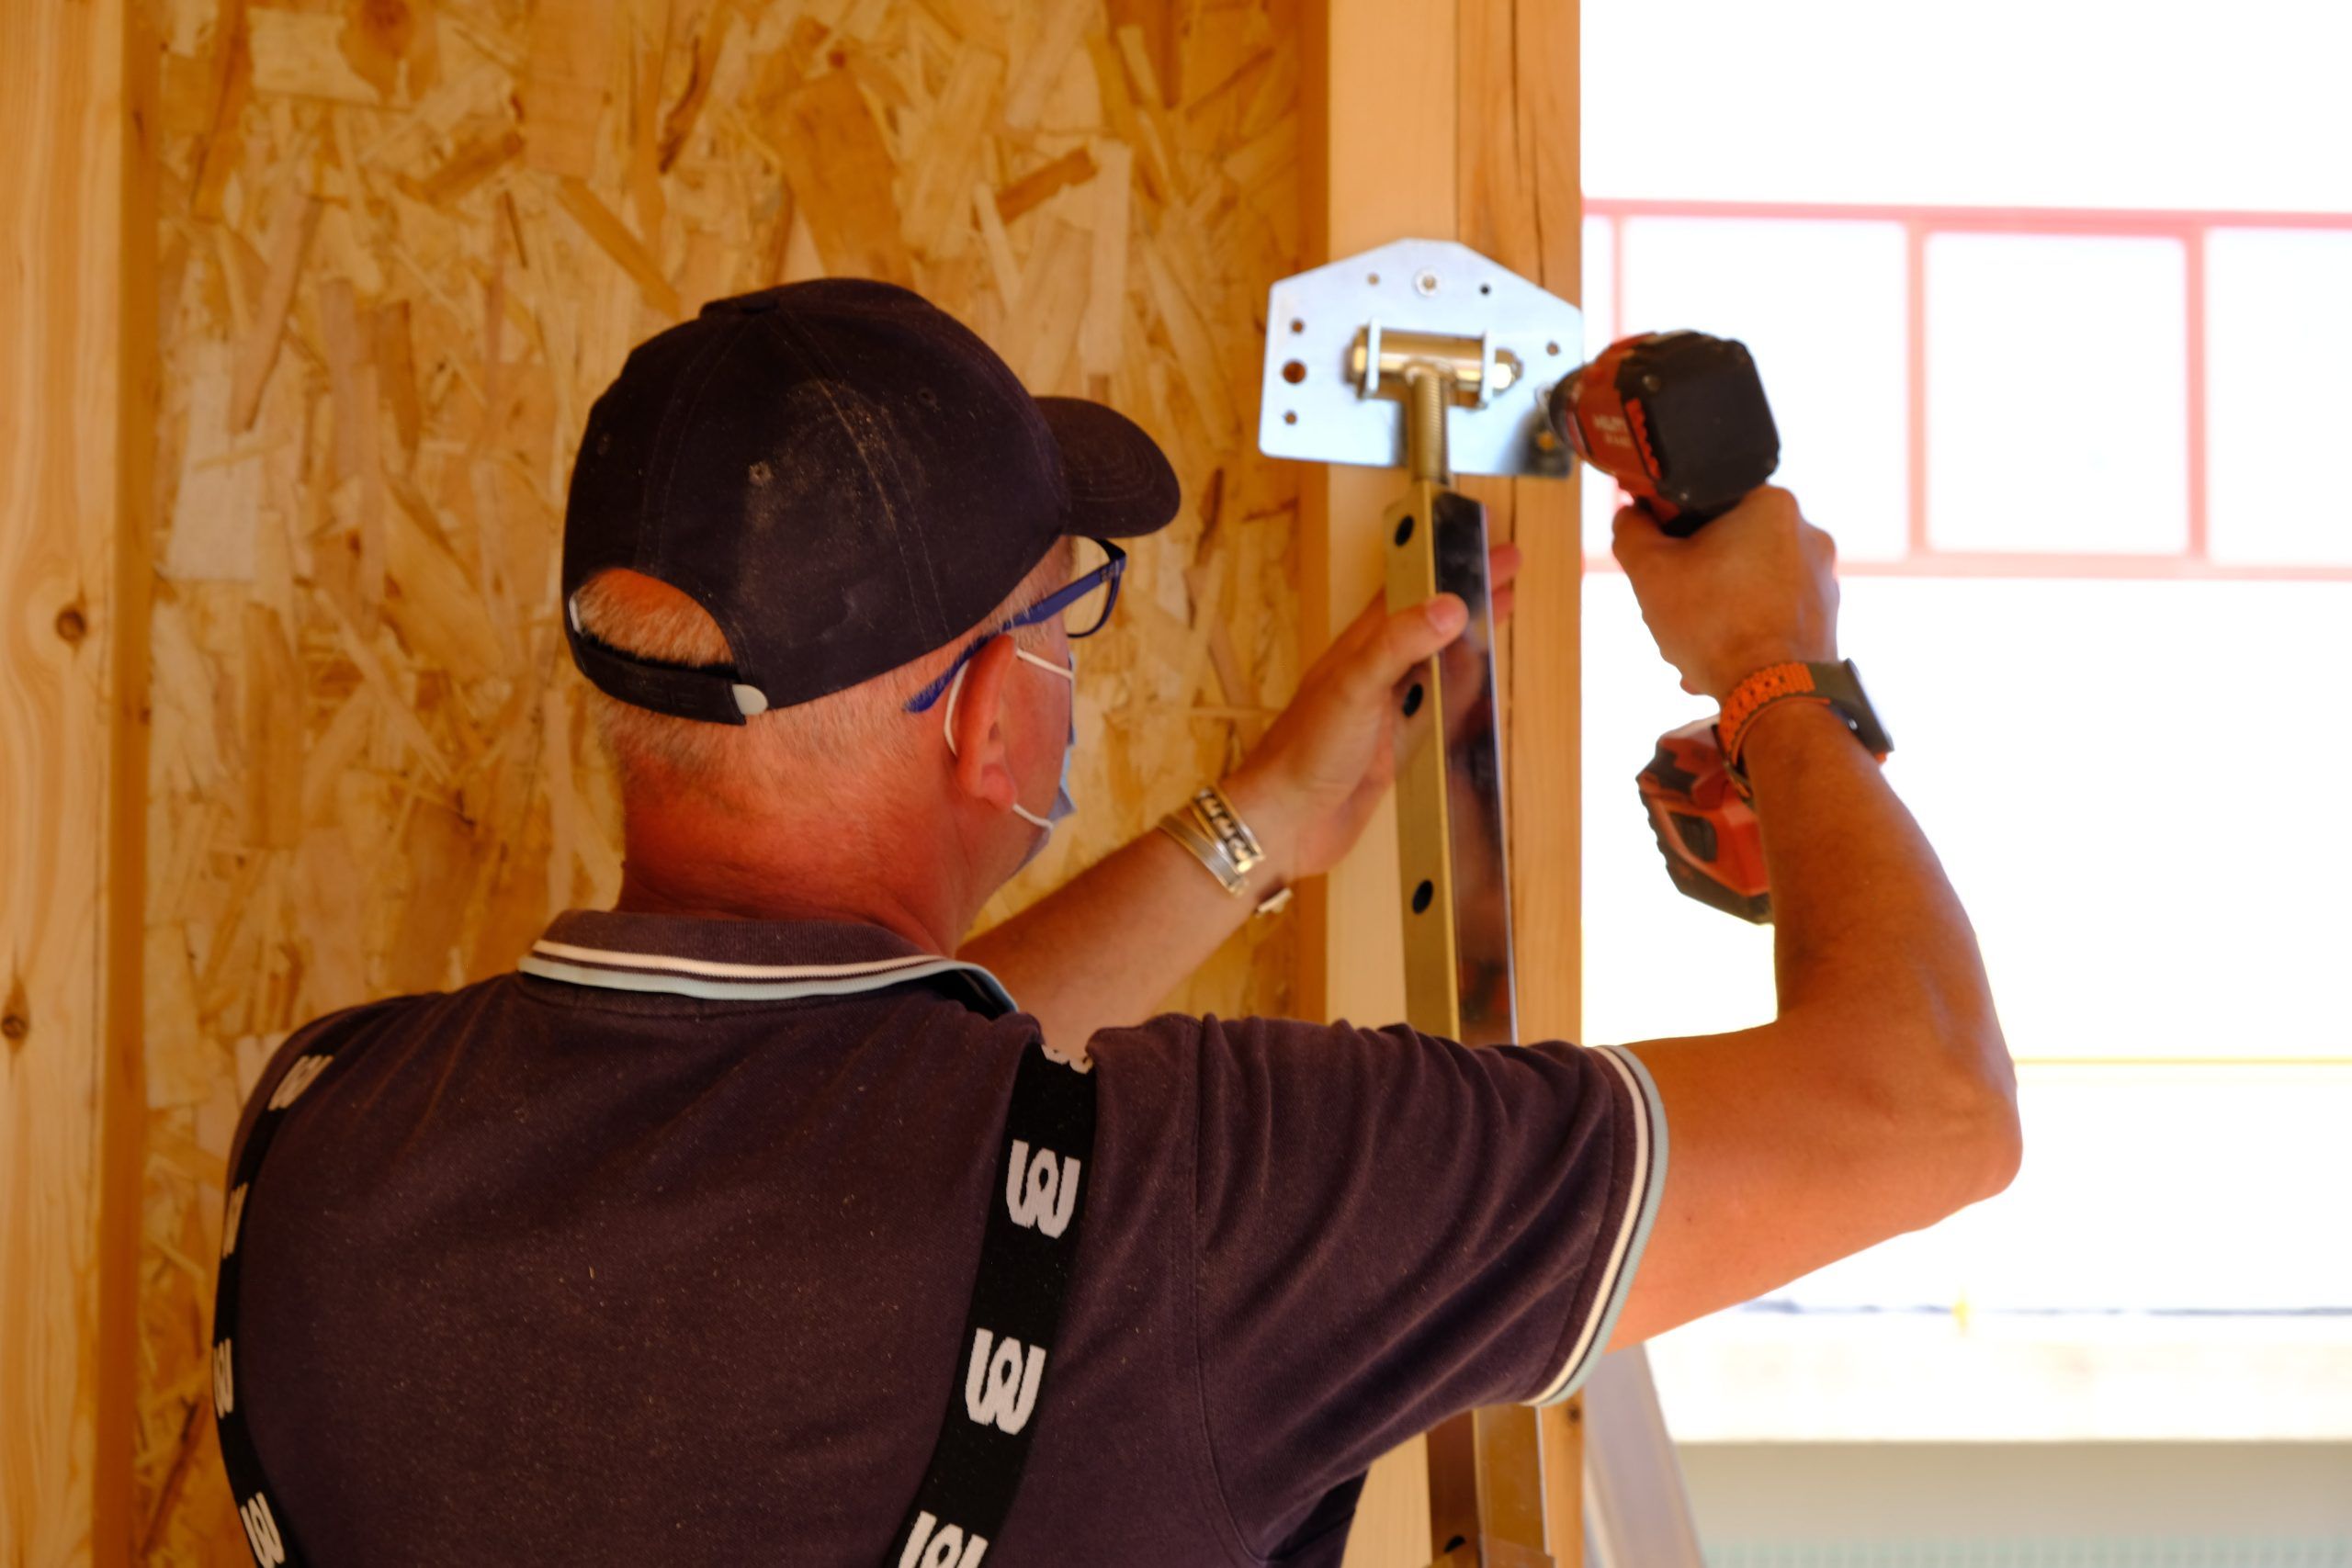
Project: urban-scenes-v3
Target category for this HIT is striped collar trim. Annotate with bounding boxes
[517,919,1016,1015]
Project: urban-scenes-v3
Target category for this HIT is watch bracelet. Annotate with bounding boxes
[1157,807,1248,895]
[1157,783,1292,914]
[1717,660,1885,798]
[1187,786,1266,877]
[1717,662,1821,770]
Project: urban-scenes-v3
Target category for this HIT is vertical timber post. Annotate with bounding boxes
[1306,1,1584,1564]
[1458,0,1587,1558]
[1303,2,1455,1559]
[1,0,153,1564]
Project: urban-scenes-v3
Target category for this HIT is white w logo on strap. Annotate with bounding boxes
[220,1183,249,1258]
[1038,1036,1092,1074]
[963,1328,1046,1435]
[1004,1141,1080,1238]
[212,1339,234,1417]
[899,1509,989,1568]
[239,1493,288,1566]
[266,1055,330,1111]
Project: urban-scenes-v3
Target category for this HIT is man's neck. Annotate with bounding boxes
[613,792,977,955]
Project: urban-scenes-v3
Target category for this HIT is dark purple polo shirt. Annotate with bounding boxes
[226,908,1665,1565]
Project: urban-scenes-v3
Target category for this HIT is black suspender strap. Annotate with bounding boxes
[211,973,1095,1568]
[212,1035,338,1567]
[879,1031,1098,1568]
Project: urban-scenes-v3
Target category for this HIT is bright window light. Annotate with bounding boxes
[2207,229,2352,565]
[1580,215,1620,558]
[1582,0,2352,1448]
[1583,0,2352,211]
[1623,218,1910,560]
[1926,234,2187,554]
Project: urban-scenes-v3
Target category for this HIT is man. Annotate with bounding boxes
[213,279,2018,1566]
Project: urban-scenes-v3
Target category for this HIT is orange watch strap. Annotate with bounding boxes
[1717,661,1832,774]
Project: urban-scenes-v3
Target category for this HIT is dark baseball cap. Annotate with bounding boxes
[560,278,1181,725]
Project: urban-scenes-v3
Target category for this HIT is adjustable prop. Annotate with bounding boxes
[1257,238,1702,1568]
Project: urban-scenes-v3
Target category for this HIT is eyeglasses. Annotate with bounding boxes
[904,537,1127,714]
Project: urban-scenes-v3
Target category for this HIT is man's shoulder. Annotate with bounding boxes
[227,978,509,1161]
[1105,1009,1365,1039]
[1097,1010,1425,1059]
[1089,1010,1446,1117]
[1091,1010,1602,1121]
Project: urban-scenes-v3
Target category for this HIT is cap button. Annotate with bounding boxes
[737,296,778,314]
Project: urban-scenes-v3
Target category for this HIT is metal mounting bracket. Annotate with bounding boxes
[1258,238,1584,478]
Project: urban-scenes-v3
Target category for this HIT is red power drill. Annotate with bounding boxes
[1546,331,1789,923]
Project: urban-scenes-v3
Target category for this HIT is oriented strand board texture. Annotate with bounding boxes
[136,0,1304,1556]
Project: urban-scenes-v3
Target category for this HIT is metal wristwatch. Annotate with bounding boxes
[1157,784,1293,915]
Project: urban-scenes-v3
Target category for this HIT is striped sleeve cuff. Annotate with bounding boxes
[1525,1043,1669,1407]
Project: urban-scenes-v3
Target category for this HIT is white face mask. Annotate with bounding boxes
[941,641,1077,856]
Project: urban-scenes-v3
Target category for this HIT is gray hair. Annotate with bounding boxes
[573,540,1074,799]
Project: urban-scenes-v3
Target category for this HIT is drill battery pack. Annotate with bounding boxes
[1636,716,1772,924]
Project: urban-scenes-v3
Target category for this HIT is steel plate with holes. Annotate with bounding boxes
[1258,238,1585,478]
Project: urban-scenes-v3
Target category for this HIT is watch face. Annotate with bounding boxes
[1824,660,1894,756]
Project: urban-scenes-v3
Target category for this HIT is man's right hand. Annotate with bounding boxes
[1611,485,1840,701]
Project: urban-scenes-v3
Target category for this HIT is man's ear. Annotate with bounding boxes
[946,636,1020,811]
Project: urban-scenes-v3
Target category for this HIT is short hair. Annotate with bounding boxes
[573,539,1075,799]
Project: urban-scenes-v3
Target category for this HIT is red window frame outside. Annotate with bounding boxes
[1581,197,2352,582]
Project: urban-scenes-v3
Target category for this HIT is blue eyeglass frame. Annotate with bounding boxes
[903,537,1127,714]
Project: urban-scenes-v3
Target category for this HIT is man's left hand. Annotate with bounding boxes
[1223,542,1522,886]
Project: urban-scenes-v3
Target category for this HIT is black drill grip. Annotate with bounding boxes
[1552,331,1781,539]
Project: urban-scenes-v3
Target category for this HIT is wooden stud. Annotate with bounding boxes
[1,0,153,1563]
[1300,0,1585,1562]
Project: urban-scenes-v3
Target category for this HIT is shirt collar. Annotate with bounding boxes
[520,908,1017,1016]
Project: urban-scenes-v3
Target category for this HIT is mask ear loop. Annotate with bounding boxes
[940,638,1069,830]
[1008,646,1074,829]
[942,660,972,759]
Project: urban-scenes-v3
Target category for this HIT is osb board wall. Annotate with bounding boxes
[135,0,1304,1555]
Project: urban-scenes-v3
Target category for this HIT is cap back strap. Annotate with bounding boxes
[564,597,768,725]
